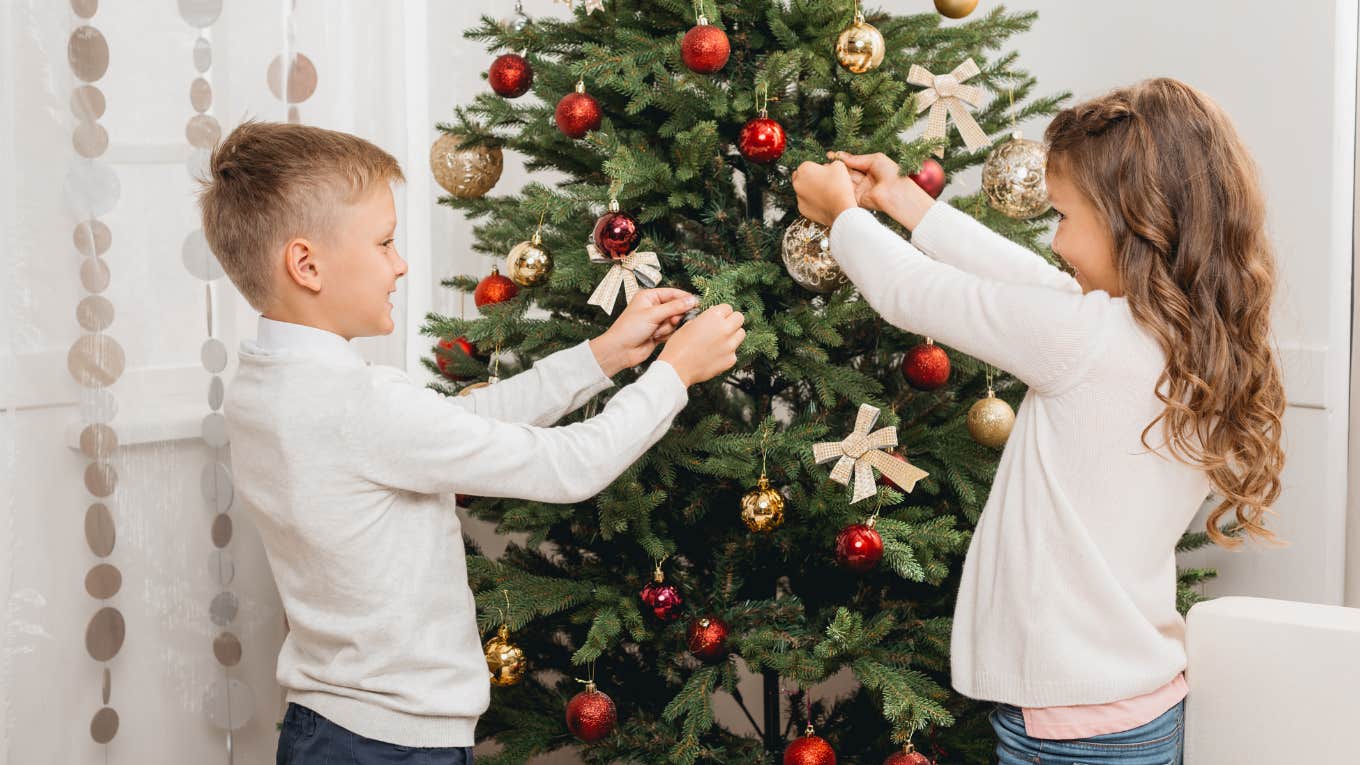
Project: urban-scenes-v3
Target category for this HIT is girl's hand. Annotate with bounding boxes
[831,151,936,231]
[791,160,858,227]
[828,151,901,212]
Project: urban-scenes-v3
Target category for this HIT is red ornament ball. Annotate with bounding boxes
[681,22,730,74]
[555,89,602,139]
[592,209,642,259]
[686,615,730,663]
[565,683,617,743]
[739,116,787,164]
[784,731,837,765]
[908,158,946,199]
[435,337,476,380]
[474,267,520,308]
[901,341,950,390]
[884,750,932,765]
[835,522,884,573]
[639,580,685,622]
[488,53,533,98]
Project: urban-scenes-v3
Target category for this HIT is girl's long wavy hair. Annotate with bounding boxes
[1045,79,1285,547]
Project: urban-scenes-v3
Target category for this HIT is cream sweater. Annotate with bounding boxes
[828,204,1211,707]
[226,318,688,746]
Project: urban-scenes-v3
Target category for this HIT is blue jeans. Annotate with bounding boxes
[277,703,474,765]
[990,701,1184,765]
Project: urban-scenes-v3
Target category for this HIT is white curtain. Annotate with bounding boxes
[0,1,421,761]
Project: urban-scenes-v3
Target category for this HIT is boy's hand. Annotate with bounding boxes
[589,288,699,377]
[657,304,746,386]
[791,160,858,227]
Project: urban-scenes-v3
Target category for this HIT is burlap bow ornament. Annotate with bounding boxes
[586,241,662,315]
[814,404,929,504]
[907,58,990,157]
[558,0,605,14]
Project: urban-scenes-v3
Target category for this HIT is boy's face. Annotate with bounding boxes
[321,184,406,339]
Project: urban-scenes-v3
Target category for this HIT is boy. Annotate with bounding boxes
[199,121,745,763]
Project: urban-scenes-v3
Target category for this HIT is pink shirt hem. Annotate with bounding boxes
[1021,673,1187,740]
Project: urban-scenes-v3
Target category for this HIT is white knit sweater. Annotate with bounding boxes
[828,204,1211,707]
[225,318,689,746]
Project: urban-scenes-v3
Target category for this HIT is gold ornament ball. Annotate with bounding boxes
[484,624,527,686]
[968,391,1015,448]
[781,216,848,294]
[934,0,980,19]
[429,133,503,199]
[506,234,554,287]
[981,132,1052,219]
[741,475,786,533]
[835,15,885,74]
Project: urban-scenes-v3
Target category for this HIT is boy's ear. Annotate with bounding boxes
[282,237,322,294]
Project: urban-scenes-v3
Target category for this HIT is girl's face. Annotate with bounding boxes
[1047,169,1122,297]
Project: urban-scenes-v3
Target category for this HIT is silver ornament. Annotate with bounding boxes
[502,0,531,31]
[781,216,848,294]
[981,131,1051,219]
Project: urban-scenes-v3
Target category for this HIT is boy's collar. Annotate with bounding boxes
[254,316,365,364]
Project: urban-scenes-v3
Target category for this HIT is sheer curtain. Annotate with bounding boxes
[0,1,425,761]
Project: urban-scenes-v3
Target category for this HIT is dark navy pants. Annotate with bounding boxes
[277,703,474,765]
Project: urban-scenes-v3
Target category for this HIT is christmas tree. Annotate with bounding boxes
[423,2,1207,763]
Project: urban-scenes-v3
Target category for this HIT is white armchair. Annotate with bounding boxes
[1185,596,1360,763]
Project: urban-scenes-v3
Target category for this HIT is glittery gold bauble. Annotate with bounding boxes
[835,13,885,74]
[934,0,979,19]
[740,474,786,533]
[981,132,1051,219]
[781,216,848,294]
[484,624,527,686]
[429,133,503,199]
[967,390,1015,448]
[506,233,554,287]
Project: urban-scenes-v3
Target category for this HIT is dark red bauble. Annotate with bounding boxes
[884,750,932,765]
[555,91,602,139]
[739,116,787,164]
[686,615,730,663]
[488,53,534,98]
[901,341,950,390]
[435,337,476,380]
[592,209,642,259]
[474,267,520,308]
[455,494,476,506]
[681,22,730,74]
[835,522,884,573]
[876,451,913,490]
[784,732,837,765]
[639,580,685,622]
[908,158,946,199]
[565,683,617,743]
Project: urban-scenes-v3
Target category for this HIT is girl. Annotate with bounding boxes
[791,78,1285,764]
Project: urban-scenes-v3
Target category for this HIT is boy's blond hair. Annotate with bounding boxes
[196,121,405,310]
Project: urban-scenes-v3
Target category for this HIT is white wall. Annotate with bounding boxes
[994,0,1355,606]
